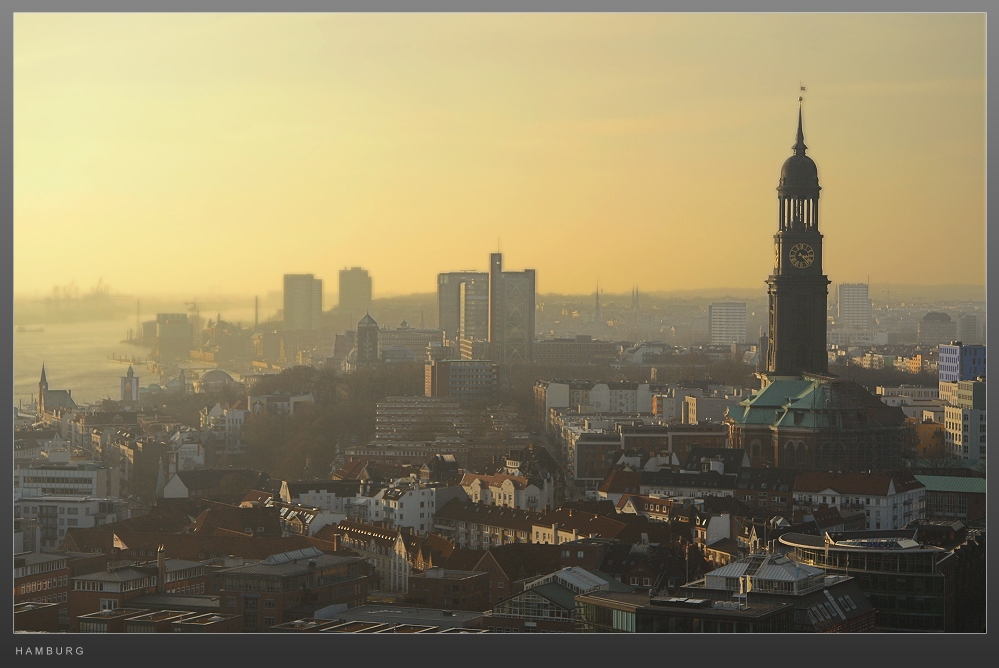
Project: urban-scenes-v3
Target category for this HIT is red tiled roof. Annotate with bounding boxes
[188,501,282,537]
[793,471,925,496]
[240,490,274,506]
[60,528,341,561]
[459,473,530,491]
[441,548,486,571]
[535,508,628,539]
[598,470,643,495]
[434,499,543,533]
[484,543,562,583]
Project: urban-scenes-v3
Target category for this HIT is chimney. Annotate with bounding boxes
[156,545,166,594]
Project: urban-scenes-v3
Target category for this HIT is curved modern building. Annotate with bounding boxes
[778,522,985,632]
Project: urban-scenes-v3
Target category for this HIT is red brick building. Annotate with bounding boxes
[68,549,209,631]
[406,568,491,611]
[218,547,370,632]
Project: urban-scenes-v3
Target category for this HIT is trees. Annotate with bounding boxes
[235,363,425,481]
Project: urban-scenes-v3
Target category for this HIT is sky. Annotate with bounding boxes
[13,13,986,300]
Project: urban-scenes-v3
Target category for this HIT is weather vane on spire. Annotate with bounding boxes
[799,82,806,103]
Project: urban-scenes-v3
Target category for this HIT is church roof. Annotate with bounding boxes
[729,376,907,430]
[778,105,820,192]
[42,390,77,410]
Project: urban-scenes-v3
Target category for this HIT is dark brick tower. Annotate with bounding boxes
[766,103,830,376]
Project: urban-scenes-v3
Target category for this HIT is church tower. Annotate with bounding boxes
[38,364,48,416]
[765,103,830,377]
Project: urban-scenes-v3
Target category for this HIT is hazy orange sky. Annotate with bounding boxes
[14,13,985,300]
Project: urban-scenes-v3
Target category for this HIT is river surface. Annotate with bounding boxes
[13,308,260,407]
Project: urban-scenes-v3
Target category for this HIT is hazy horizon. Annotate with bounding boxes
[13,281,987,306]
[14,14,985,298]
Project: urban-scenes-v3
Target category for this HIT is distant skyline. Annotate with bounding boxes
[14,14,985,299]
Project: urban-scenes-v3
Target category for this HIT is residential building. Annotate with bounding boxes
[283,274,323,331]
[338,267,372,318]
[708,302,747,345]
[488,252,536,364]
[247,392,315,417]
[651,388,703,422]
[460,473,546,512]
[944,377,986,462]
[533,336,618,366]
[792,471,925,530]
[200,401,251,455]
[433,499,541,550]
[320,521,410,594]
[425,359,498,404]
[683,394,743,424]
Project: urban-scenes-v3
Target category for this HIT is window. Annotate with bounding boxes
[264,599,275,609]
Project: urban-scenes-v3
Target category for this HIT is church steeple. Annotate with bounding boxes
[793,102,807,155]
[39,363,48,391]
[765,101,830,378]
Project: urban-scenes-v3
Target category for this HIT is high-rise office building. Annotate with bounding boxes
[938,342,986,383]
[437,271,488,342]
[918,312,957,346]
[283,274,323,331]
[837,283,871,331]
[355,314,379,368]
[459,276,489,341]
[339,267,372,318]
[708,302,747,345]
[958,314,983,345]
[488,253,536,364]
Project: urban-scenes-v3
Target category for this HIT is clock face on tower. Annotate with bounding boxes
[789,243,815,269]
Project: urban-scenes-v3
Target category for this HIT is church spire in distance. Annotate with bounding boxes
[793,100,807,155]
